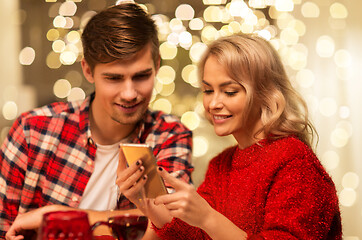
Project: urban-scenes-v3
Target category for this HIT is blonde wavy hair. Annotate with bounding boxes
[198,33,318,149]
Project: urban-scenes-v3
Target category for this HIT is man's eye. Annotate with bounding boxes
[134,74,151,81]
[105,76,120,81]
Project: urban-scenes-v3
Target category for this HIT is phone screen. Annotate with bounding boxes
[120,143,168,198]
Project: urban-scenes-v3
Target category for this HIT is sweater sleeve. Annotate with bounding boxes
[248,150,341,240]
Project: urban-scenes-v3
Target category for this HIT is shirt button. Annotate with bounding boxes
[89,138,94,145]
[72,196,78,202]
[87,160,93,166]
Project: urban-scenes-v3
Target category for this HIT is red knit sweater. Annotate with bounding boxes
[154,136,342,239]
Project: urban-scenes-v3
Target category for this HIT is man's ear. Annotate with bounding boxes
[155,53,161,73]
[81,59,94,84]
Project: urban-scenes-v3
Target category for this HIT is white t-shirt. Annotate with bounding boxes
[78,141,122,211]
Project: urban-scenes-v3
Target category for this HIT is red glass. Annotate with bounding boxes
[37,210,93,240]
[92,215,148,240]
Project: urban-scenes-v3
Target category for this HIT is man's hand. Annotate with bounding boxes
[5,205,71,240]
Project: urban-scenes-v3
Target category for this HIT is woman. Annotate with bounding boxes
[117,33,342,239]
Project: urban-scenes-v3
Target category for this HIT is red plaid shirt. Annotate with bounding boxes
[0,94,193,237]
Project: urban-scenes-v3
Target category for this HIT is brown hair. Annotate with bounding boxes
[198,33,317,149]
[81,3,159,71]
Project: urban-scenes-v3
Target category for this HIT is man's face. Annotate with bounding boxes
[83,44,159,127]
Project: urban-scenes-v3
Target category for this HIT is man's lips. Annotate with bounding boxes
[115,102,141,112]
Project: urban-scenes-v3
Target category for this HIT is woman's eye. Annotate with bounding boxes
[225,91,237,96]
[203,89,213,94]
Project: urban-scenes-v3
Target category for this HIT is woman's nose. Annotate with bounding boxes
[209,94,223,109]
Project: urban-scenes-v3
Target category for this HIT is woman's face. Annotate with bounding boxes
[202,55,249,138]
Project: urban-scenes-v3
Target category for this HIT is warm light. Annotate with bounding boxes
[46,29,60,41]
[53,15,67,28]
[53,79,71,98]
[201,25,218,43]
[319,98,337,117]
[339,106,350,119]
[175,4,195,20]
[330,128,349,148]
[189,42,208,63]
[60,51,77,65]
[203,6,223,22]
[339,188,356,207]
[321,151,340,171]
[316,35,335,58]
[157,66,176,84]
[66,31,81,43]
[67,87,86,102]
[342,172,359,190]
[169,18,184,32]
[182,64,198,84]
[189,18,204,30]
[296,69,315,88]
[160,42,178,60]
[152,98,172,114]
[19,47,36,65]
[275,0,294,12]
[330,2,348,19]
[181,111,200,130]
[228,0,250,18]
[159,83,175,97]
[301,2,320,18]
[46,52,62,69]
[203,0,227,4]
[52,40,66,53]
[334,49,352,68]
[2,101,18,120]
[59,1,77,16]
[179,31,193,48]
[193,136,209,157]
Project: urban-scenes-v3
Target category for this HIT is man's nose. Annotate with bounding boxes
[120,80,137,101]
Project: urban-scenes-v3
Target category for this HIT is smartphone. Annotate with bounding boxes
[120,143,168,198]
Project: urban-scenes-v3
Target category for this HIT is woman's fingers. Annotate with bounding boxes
[117,159,142,183]
[116,161,144,191]
[157,167,189,191]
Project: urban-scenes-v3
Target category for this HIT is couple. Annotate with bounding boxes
[0,3,342,240]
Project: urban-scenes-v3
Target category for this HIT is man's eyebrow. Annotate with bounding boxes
[133,68,153,76]
[102,73,123,78]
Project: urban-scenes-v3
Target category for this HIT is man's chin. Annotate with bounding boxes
[111,112,146,125]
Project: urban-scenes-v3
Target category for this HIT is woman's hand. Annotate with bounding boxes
[154,168,214,229]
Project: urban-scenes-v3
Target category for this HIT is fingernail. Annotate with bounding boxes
[136,160,141,166]
[143,175,147,180]
[158,167,163,171]
[139,166,144,172]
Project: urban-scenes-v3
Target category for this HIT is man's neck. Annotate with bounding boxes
[89,103,136,145]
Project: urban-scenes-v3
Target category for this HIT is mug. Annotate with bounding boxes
[37,210,93,240]
[92,215,148,240]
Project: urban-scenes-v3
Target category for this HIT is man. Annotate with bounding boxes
[0,3,193,239]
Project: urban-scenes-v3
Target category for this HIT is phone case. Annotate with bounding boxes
[120,143,168,198]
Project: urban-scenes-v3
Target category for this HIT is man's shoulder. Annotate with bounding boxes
[21,99,85,120]
[146,110,190,132]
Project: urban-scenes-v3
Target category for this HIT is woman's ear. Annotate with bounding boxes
[81,59,94,84]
